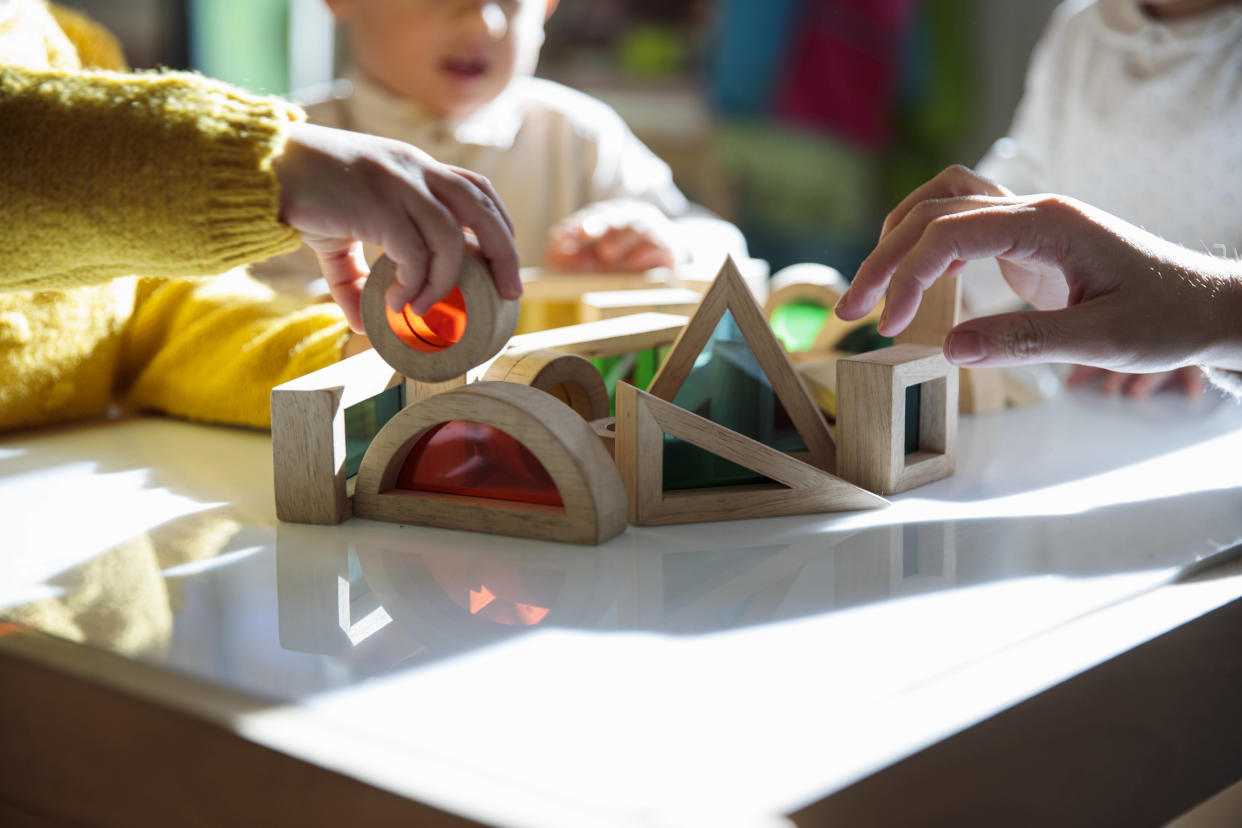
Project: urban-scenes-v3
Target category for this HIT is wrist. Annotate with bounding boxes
[1199,259,1242,371]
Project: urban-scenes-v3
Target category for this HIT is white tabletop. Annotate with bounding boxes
[3,385,1242,827]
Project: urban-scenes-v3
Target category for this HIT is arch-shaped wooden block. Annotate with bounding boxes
[482,348,610,422]
[361,254,519,382]
[762,263,851,320]
[353,382,627,545]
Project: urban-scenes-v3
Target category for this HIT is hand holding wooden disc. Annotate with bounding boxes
[361,254,520,382]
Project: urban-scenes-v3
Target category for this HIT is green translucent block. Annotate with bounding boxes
[904,383,922,455]
[663,310,805,491]
[344,384,405,479]
[592,345,670,415]
[770,299,829,352]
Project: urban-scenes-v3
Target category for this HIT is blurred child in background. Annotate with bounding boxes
[257,0,745,293]
[959,0,1242,397]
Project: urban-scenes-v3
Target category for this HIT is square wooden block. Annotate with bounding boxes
[836,345,958,495]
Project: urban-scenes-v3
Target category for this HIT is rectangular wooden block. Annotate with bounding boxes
[836,344,958,495]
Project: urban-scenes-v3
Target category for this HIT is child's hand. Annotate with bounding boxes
[274,122,521,331]
[543,200,679,273]
[1066,365,1206,398]
[835,165,1242,374]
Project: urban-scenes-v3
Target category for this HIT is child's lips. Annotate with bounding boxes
[440,55,490,79]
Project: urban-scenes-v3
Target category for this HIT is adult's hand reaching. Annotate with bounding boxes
[835,165,1242,375]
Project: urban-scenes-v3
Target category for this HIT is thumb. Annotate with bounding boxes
[943,304,1108,368]
[311,242,370,333]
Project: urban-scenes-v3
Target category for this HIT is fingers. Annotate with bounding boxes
[425,169,522,304]
[313,242,370,332]
[880,164,1011,239]
[837,196,1027,330]
[1180,366,1207,397]
[942,303,1108,367]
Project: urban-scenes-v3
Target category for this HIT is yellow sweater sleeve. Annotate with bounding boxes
[0,65,304,293]
[119,271,350,429]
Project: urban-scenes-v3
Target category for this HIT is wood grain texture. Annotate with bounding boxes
[578,287,701,322]
[796,353,852,418]
[405,374,467,406]
[482,349,610,421]
[836,345,958,495]
[361,254,519,383]
[615,383,886,525]
[590,416,616,458]
[892,273,961,349]
[354,382,627,545]
[959,366,1007,415]
[499,312,688,361]
[646,256,839,473]
[271,348,404,524]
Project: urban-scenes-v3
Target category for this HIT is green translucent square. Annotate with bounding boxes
[592,346,670,415]
[663,310,805,491]
[344,384,405,479]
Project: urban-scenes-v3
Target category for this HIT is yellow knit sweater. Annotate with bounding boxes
[0,0,350,430]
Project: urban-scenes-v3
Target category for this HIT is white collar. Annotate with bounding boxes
[346,68,526,150]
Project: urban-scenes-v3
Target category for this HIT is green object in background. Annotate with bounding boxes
[662,310,803,491]
[344,384,404,479]
[190,0,289,95]
[592,345,669,415]
[615,24,688,79]
[770,299,829,352]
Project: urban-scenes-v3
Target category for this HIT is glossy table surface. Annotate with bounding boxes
[3,384,1242,827]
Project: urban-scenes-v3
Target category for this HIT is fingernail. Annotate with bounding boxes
[946,330,987,364]
[834,291,850,312]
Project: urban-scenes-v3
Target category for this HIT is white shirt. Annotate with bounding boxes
[964,0,1242,313]
[256,70,744,291]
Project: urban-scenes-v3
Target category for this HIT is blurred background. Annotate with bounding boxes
[60,0,1060,275]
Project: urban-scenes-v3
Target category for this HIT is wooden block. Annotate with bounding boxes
[836,344,959,495]
[482,348,610,421]
[796,353,852,419]
[893,274,961,349]
[615,383,887,526]
[498,312,688,361]
[361,254,519,383]
[674,256,770,303]
[271,348,403,525]
[590,416,616,458]
[353,382,627,545]
[404,375,467,406]
[519,267,671,301]
[763,263,851,320]
[959,366,1007,415]
[809,302,885,354]
[647,256,838,473]
[578,287,701,322]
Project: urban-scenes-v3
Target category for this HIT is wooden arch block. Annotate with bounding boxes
[763,262,850,319]
[361,254,519,383]
[647,256,838,472]
[615,383,887,525]
[482,348,610,422]
[353,382,627,545]
[836,345,958,495]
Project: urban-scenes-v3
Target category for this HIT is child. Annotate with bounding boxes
[256,0,746,290]
[958,0,1242,396]
[0,1,519,432]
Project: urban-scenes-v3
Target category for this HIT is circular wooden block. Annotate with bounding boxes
[361,253,520,382]
[481,348,610,422]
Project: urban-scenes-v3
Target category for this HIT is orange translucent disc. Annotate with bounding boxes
[384,286,468,353]
[396,420,564,507]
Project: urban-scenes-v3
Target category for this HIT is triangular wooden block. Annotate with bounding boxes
[615,383,887,526]
[354,382,627,545]
[648,256,838,472]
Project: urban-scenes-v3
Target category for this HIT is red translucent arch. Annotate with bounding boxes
[396,420,564,508]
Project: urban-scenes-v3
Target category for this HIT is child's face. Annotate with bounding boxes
[329,0,549,120]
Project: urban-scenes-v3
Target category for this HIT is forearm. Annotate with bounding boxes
[0,66,304,293]
[1197,259,1242,374]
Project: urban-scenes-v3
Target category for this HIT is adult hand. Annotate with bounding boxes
[274,121,520,332]
[835,165,1242,374]
[543,199,678,273]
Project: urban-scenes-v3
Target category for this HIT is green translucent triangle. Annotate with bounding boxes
[663,309,806,491]
[592,345,670,415]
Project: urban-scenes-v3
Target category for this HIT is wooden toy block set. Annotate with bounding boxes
[273,254,1041,546]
